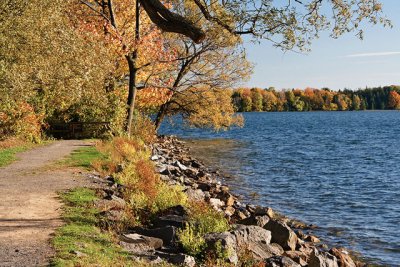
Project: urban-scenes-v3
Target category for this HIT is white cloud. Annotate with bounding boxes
[345,52,400,58]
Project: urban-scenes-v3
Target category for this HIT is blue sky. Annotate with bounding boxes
[243,0,400,91]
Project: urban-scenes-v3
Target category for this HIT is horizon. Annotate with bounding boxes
[243,0,400,91]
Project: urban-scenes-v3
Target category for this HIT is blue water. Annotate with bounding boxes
[159,111,400,266]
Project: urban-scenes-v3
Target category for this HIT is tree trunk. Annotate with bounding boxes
[154,102,170,131]
[125,52,138,134]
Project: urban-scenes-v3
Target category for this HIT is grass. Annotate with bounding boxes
[60,146,106,169]
[51,188,134,267]
[0,144,35,167]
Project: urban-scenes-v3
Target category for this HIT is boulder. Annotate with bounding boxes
[224,206,236,217]
[153,215,187,229]
[308,248,339,267]
[305,235,321,243]
[264,220,298,251]
[119,233,163,254]
[265,256,302,267]
[231,225,280,260]
[239,215,270,228]
[186,188,205,202]
[284,251,308,266]
[133,226,177,246]
[209,198,225,210]
[231,225,272,246]
[167,253,196,267]
[329,248,356,267]
[204,232,238,265]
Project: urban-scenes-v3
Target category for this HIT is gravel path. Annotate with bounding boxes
[0,140,93,266]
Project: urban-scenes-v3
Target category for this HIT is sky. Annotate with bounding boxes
[243,0,400,91]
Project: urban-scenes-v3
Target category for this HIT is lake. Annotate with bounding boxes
[159,111,400,266]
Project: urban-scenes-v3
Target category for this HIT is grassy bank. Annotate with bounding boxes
[0,138,43,167]
[52,188,135,266]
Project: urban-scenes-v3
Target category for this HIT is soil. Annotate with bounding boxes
[0,140,94,266]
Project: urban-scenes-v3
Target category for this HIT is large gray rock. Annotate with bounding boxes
[308,248,339,267]
[119,233,163,255]
[265,256,302,267]
[264,220,298,251]
[204,232,238,265]
[231,225,272,246]
[186,188,205,201]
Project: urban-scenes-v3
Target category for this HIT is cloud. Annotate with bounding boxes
[345,52,400,58]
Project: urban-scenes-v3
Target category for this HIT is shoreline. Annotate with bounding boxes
[149,135,365,266]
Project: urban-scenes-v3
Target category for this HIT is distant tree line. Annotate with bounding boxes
[232,86,400,112]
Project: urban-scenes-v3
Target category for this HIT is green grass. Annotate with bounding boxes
[51,188,134,267]
[61,146,105,169]
[0,145,31,167]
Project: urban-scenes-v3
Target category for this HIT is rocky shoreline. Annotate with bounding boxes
[93,135,364,267]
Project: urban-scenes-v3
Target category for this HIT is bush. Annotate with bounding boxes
[178,202,230,258]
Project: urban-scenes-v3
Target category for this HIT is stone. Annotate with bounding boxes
[308,248,339,267]
[197,182,212,191]
[231,225,272,246]
[329,248,356,267]
[239,215,270,228]
[167,253,196,267]
[133,226,177,246]
[209,198,225,210]
[265,256,302,267]
[186,188,205,202]
[225,206,236,217]
[119,234,163,254]
[264,220,298,251]
[153,215,187,229]
[284,251,308,266]
[305,235,321,243]
[204,232,238,265]
[101,210,125,222]
[151,155,159,161]
[175,160,188,171]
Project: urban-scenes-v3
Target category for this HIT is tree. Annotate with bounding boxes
[388,91,400,110]
[141,0,390,52]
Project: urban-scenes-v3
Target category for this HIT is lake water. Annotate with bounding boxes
[159,111,400,266]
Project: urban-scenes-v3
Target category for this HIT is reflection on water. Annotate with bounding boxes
[160,111,400,266]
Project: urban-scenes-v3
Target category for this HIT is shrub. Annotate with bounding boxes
[178,202,230,258]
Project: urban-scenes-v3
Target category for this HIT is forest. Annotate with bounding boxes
[232,86,400,112]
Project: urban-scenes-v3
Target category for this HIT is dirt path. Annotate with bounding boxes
[0,140,93,267]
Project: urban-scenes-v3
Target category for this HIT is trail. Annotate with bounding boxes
[0,140,92,266]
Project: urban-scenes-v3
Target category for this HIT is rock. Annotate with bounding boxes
[308,248,339,267]
[186,188,205,202]
[217,192,235,207]
[71,250,86,258]
[101,209,125,222]
[284,251,308,266]
[305,235,321,243]
[133,226,177,246]
[265,256,302,267]
[167,253,196,267]
[231,225,278,260]
[224,206,236,217]
[151,155,159,161]
[329,248,356,267]
[239,215,270,227]
[231,225,272,246]
[119,234,163,254]
[175,161,188,171]
[209,198,225,210]
[197,182,212,191]
[264,220,298,251]
[162,205,187,216]
[204,232,238,265]
[153,215,187,229]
